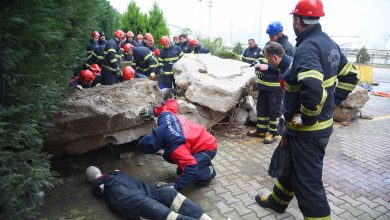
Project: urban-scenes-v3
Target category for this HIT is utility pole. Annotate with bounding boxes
[259,0,263,45]
[207,0,212,38]
[199,0,202,37]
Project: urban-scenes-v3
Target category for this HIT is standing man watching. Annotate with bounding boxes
[158,36,183,90]
[241,39,262,64]
[101,30,125,85]
[255,0,359,219]
[266,21,295,57]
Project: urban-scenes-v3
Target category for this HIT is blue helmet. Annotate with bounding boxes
[266,21,283,36]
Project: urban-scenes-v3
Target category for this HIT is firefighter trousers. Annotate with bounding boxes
[267,134,331,219]
[108,184,204,220]
[256,89,283,135]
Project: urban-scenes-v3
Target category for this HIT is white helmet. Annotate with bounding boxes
[86,166,102,183]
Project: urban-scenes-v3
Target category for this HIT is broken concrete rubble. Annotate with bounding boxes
[173,54,256,113]
[44,79,161,156]
[333,86,369,122]
[45,54,258,156]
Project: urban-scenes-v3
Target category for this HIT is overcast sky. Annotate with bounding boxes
[108,0,390,49]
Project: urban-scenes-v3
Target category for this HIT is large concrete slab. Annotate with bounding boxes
[173,54,256,113]
[43,79,162,156]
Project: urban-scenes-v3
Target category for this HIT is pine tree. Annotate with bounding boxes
[121,1,148,35]
[0,0,119,218]
[146,2,170,45]
[356,46,370,64]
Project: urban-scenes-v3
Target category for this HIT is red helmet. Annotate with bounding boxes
[137,34,143,40]
[144,33,154,42]
[290,0,325,17]
[189,39,199,47]
[126,31,134,37]
[154,49,160,57]
[91,31,100,38]
[123,43,134,53]
[90,64,101,76]
[114,30,125,39]
[123,66,135,81]
[160,36,170,46]
[79,70,95,85]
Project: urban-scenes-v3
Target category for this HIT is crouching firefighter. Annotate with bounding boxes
[86,166,213,220]
[138,99,218,192]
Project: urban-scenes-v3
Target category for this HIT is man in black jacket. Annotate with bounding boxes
[255,1,359,219]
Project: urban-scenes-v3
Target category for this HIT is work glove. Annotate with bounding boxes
[139,107,155,120]
[115,68,123,77]
[155,182,174,189]
[291,114,302,127]
[76,85,84,91]
[150,72,156,80]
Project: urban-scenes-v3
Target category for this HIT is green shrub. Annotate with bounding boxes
[0,0,119,218]
[356,46,370,64]
[215,50,241,60]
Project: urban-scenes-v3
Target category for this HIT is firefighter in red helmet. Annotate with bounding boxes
[255,1,359,219]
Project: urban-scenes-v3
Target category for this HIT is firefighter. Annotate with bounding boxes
[266,21,295,57]
[101,30,125,85]
[120,31,140,48]
[255,0,359,219]
[189,39,209,54]
[241,39,263,64]
[247,50,283,144]
[125,43,159,79]
[122,43,133,62]
[98,31,106,46]
[86,31,99,57]
[86,166,213,220]
[173,35,181,46]
[158,36,184,89]
[179,34,192,53]
[138,99,218,192]
[122,66,135,81]
[136,34,144,44]
[84,44,105,69]
[69,69,98,91]
[143,33,160,57]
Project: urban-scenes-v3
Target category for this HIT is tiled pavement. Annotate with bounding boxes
[42,96,390,220]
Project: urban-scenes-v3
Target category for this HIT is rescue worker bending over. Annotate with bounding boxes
[138,99,218,192]
[125,43,159,79]
[158,36,184,89]
[101,30,125,85]
[69,69,99,91]
[189,39,209,54]
[143,33,160,57]
[86,166,213,220]
[255,0,359,219]
[241,39,263,64]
